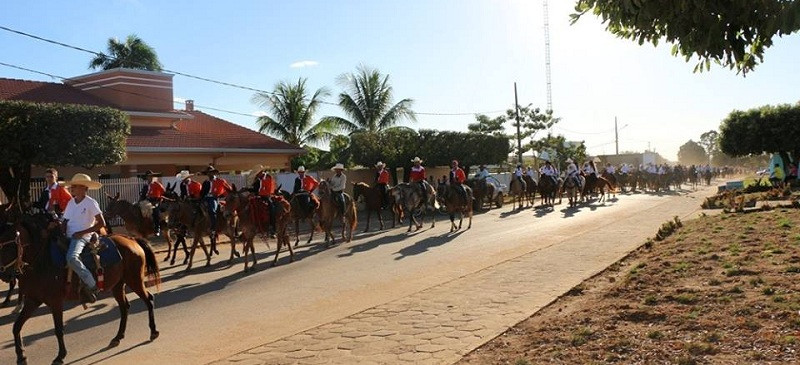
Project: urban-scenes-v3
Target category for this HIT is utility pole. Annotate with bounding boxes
[614,117,619,155]
[514,82,522,164]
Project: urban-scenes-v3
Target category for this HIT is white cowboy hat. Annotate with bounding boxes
[375,161,385,167]
[176,170,193,180]
[247,164,268,185]
[297,166,306,173]
[331,163,345,171]
[62,173,102,190]
[411,157,423,163]
[565,158,573,163]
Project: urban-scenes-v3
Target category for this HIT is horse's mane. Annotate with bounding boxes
[19,213,56,271]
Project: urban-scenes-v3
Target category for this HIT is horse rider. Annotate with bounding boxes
[251,166,277,236]
[36,167,72,217]
[199,165,232,237]
[375,161,391,209]
[620,163,630,176]
[177,170,202,200]
[61,173,106,303]
[475,164,490,179]
[513,164,525,185]
[539,160,558,186]
[329,163,347,215]
[141,170,165,236]
[409,157,430,208]
[292,166,320,211]
[449,160,468,202]
[565,158,581,189]
[526,165,537,182]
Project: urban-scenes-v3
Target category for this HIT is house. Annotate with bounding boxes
[0,68,304,178]
[596,151,668,167]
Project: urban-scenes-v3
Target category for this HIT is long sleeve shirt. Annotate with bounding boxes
[329,174,347,192]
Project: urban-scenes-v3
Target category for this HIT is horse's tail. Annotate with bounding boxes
[136,238,161,291]
[348,200,358,231]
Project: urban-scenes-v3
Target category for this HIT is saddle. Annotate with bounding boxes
[136,200,154,219]
[50,235,122,301]
[246,196,270,233]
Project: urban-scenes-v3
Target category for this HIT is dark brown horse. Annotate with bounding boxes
[523,175,537,206]
[438,183,473,232]
[538,175,562,207]
[278,190,318,247]
[509,176,527,210]
[3,214,160,365]
[352,182,395,231]
[317,181,357,245]
[224,189,294,272]
[105,193,173,249]
[165,199,238,272]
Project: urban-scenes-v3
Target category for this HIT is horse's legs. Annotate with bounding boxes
[110,282,130,347]
[449,213,456,232]
[13,296,42,365]
[45,301,67,365]
[364,210,371,232]
[2,278,15,307]
[306,218,315,244]
[294,219,300,247]
[129,280,159,341]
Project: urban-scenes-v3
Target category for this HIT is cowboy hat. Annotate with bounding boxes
[247,165,268,185]
[297,166,306,173]
[565,158,574,163]
[331,163,345,171]
[411,157,423,163]
[62,173,102,190]
[201,165,220,175]
[139,169,162,180]
[176,170,193,180]
[375,161,385,167]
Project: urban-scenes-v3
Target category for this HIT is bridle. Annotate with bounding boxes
[0,224,25,275]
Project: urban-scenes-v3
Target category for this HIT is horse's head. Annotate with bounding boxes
[318,180,330,195]
[105,192,122,216]
[223,188,248,213]
[0,220,20,282]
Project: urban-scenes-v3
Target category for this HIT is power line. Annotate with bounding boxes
[554,125,615,135]
[0,25,507,117]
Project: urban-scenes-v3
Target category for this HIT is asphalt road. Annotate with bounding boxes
[0,185,716,365]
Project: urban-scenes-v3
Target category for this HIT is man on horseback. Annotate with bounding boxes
[177,170,202,200]
[475,164,490,179]
[329,163,347,215]
[36,168,72,216]
[250,166,278,236]
[199,165,231,237]
[449,160,468,202]
[565,158,581,190]
[142,170,165,236]
[62,173,106,303]
[409,157,431,209]
[292,166,320,211]
[540,160,558,186]
[513,164,525,185]
[375,161,391,209]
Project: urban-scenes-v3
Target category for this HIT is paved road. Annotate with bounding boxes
[0,185,715,364]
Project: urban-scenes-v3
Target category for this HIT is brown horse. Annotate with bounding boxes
[224,190,294,272]
[509,176,527,210]
[352,182,395,231]
[523,175,537,206]
[439,184,473,232]
[538,175,562,207]
[3,214,160,365]
[105,193,173,249]
[165,199,237,272]
[278,190,319,247]
[390,182,437,232]
[317,181,357,245]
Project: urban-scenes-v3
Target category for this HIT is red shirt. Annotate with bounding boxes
[258,176,276,197]
[147,181,165,199]
[47,184,72,212]
[211,178,232,197]
[451,168,466,184]
[301,175,319,193]
[377,169,390,184]
[187,180,202,199]
[409,166,426,182]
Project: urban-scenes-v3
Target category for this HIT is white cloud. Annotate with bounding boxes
[289,60,319,69]
[174,97,186,103]
[251,110,268,117]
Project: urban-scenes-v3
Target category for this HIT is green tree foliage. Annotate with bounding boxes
[323,65,416,133]
[571,0,800,74]
[0,100,130,201]
[678,140,708,165]
[509,105,558,162]
[530,134,587,170]
[252,78,338,147]
[289,135,353,171]
[699,130,719,163]
[89,34,163,71]
[719,103,800,160]
[468,114,508,137]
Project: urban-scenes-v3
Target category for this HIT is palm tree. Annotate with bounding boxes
[252,78,338,147]
[89,34,163,71]
[322,65,416,133]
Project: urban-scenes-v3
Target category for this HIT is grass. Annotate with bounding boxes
[778,218,792,228]
[647,330,664,340]
[570,327,594,346]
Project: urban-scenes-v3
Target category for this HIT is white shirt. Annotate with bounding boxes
[475,169,490,179]
[621,165,630,174]
[606,166,616,174]
[566,163,578,176]
[514,168,523,177]
[583,165,595,175]
[540,165,557,176]
[63,195,102,239]
[658,166,667,175]
[329,173,347,192]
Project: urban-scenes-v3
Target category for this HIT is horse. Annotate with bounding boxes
[164,198,237,272]
[563,175,582,207]
[352,182,394,231]
[439,183,473,232]
[464,178,491,211]
[523,175,537,207]
[224,189,293,272]
[508,176,527,210]
[277,190,318,247]
[3,214,160,365]
[158,189,190,266]
[104,192,173,249]
[538,175,561,207]
[390,182,437,232]
[317,180,357,245]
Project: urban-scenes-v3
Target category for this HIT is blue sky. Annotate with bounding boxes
[2,0,799,161]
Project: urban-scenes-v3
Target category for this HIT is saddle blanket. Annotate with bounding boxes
[50,236,123,272]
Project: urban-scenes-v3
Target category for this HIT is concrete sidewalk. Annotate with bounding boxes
[209,190,710,365]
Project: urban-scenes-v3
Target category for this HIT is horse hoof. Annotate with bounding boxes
[234,251,241,258]
[162,256,169,262]
[170,259,176,266]
[150,331,160,341]
[17,357,27,365]
[51,358,64,365]
[213,249,220,255]
[109,338,121,348]
[205,261,211,267]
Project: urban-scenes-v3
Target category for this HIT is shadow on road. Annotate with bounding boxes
[393,230,465,260]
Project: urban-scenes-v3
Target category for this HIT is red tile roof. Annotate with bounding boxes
[127,110,303,152]
[0,78,115,107]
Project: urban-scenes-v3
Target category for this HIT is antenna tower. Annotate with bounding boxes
[543,0,553,112]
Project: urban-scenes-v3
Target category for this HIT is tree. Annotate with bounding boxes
[252,78,339,147]
[571,1,800,74]
[530,134,587,171]
[678,140,708,165]
[89,34,163,71]
[468,114,508,137]
[349,127,419,183]
[0,101,129,202]
[719,102,800,166]
[322,65,416,133]
[699,130,719,164]
[509,105,558,163]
